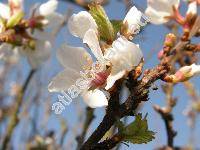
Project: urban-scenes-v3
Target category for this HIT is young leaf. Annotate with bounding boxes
[6,11,24,28]
[120,114,155,144]
[89,4,115,42]
[111,20,123,37]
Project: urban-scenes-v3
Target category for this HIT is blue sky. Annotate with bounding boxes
[6,0,200,149]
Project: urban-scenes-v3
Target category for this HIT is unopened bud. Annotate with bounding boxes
[192,102,200,112]
[164,33,176,47]
[28,40,36,50]
[165,64,200,83]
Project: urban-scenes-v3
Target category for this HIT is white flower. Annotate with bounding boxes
[35,0,63,29]
[48,44,109,108]
[83,29,143,90]
[49,6,143,108]
[0,0,63,69]
[48,31,143,107]
[145,0,180,24]
[20,0,63,69]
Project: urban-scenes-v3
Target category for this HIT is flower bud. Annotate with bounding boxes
[164,33,176,47]
[166,64,200,83]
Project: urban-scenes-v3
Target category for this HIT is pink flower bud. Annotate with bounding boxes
[158,50,164,59]
[173,64,200,83]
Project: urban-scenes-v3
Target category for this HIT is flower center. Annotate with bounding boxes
[90,70,110,89]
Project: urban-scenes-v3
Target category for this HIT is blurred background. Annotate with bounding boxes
[0,0,200,149]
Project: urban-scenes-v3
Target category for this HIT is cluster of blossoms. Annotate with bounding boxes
[145,0,200,82]
[0,0,63,69]
[145,0,198,26]
[48,5,148,110]
[48,0,200,112]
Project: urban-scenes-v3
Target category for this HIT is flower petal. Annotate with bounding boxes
[45,12,64,30]
[0,44,20,63]
[68,11,97,38]
[37,0,58,16]
[145,6,170,24]
[82,89,108,108]
[186,1,197,15]
[123,6,142,34]
[105,71,126,90]
[23,40,51,69]
[105,36,143,89]
[145,0,180,24]
[83,29,104,61]
[0,3,10,19]
[57,44,92,72]
[48,68,81,92]
[190,64,200,76]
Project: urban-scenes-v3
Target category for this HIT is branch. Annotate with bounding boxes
[1,69,36,150]
[154,105,177,147]
[76,107,95,149]
[80,16,200,150]
[80,63,169,150]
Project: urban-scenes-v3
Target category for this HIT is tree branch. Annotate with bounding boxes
[1,69,36,150]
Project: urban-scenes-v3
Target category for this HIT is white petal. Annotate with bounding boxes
[105,36,143,90]
[37,0,58,16]
[105,36,143,74]
[186,1,197,15]
[123,6,142,34]
[145,6,170,24]
[45,12,64,29]
[105,71,126,90]
[0,43,12,60]
[83,29,104,61]
[24,40,52,69]
[191,64,200,76]
[48,68,81,92]
[0,44,20,63]
[68,11,97,38]
[57,44,92,72]
[82,89,108,108]
[31,30,54,42]
[0,3,10,19]
[145,0,180,24]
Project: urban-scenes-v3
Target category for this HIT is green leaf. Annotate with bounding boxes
[89,4,115,42]
[120,114,155,144]
[6,11,24,28]
[111,20,123,37]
